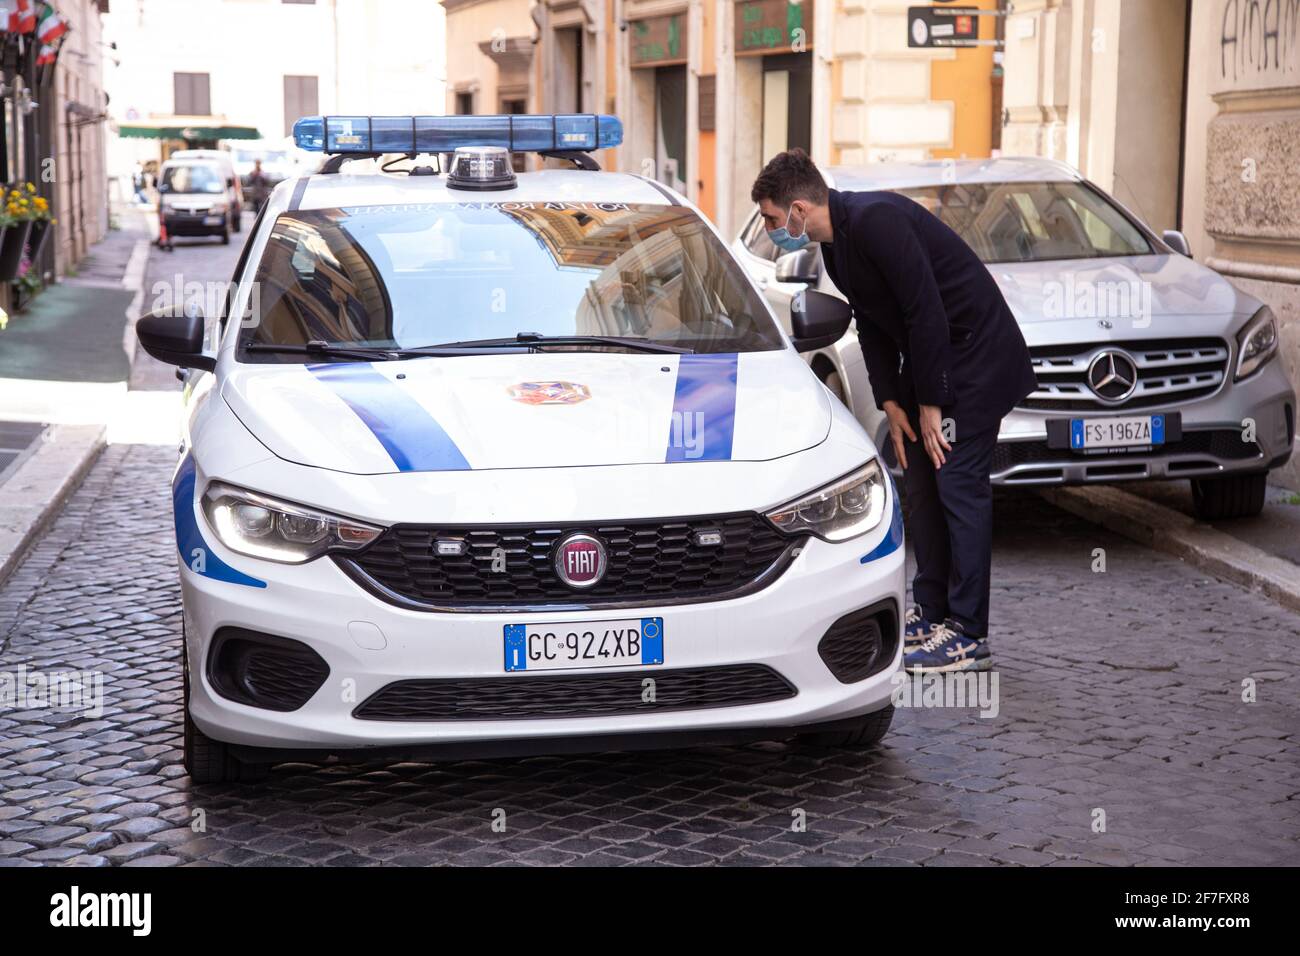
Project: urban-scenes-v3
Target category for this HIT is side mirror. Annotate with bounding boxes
[790,289,852,353]
[136,304,215,371]
[774,247,821,284]
[1162,229,1191,257]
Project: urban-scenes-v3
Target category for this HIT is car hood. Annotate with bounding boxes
[221,350,830,475]
[990,253,1254,326]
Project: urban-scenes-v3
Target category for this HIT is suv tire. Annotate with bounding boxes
[1190,472,1267,520]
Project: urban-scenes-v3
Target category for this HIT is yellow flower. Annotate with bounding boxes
[25,183,35,193]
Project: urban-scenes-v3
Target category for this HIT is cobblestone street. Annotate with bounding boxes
[1,443,1297,867]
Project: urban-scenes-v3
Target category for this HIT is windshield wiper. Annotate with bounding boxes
[409,333,694,355]
[244,341,510,361]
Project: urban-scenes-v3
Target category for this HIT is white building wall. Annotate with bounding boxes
[102,0,446,177]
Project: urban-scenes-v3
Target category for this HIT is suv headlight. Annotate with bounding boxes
[1236,306,1278,380]
[201,482,383,564]
[765,460,887,542]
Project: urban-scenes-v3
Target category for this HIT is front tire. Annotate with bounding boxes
[182,631,268,784]
[1190,472,1267,520]
[798,705,894,748]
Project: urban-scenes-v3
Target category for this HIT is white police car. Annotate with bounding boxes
[136,114,905,782]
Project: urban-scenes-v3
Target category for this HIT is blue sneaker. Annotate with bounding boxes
[904,621,991,673]
[904,605,936,650]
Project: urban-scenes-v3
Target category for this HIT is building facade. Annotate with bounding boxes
[443,0,1002,236]
[1003,0,1300,490]
[103,0,446,175]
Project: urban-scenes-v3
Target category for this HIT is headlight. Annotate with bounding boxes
[209,200,228,213]
[1236,306,1278,380]
[765,459,888,542]
[201,482,383,564]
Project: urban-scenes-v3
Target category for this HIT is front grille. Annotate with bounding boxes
[353,664,797,721]
[206,629,330,712]
[341,513,799,610]
[817,601,899,684]
[1022,338,1228,411]
[992,428,1263,474]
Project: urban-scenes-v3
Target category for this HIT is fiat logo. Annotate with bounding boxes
[553,533,607,589]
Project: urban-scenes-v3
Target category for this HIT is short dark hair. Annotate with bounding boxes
[750,148,829,207]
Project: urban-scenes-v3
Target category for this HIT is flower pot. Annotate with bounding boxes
[27,219,52,261]
[0,220,32,281]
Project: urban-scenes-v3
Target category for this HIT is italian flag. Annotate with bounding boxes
[36,42,55,64]
[0,0,37,33]
[36,2,65,44]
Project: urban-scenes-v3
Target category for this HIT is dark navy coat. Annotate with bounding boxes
[820,188,1038,434]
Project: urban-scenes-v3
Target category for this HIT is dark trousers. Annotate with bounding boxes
[901,423,998,638]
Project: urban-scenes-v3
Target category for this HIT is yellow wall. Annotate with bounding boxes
[929,0,997,159]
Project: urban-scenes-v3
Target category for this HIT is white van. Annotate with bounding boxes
[169,148,244,230]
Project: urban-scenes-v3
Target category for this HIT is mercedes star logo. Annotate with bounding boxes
[1086,349,1139,404]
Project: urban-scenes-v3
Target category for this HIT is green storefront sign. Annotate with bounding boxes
[735,0,812,56]
[630,14,686,67]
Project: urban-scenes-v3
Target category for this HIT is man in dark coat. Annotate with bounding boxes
[751,149,1037,673]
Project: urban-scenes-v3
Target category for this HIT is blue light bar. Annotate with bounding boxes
[292,114,623,154]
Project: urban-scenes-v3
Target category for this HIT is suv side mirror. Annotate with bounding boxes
[136,304,215,371]
[1162,229,1191,257]
[775,247,821,284]
[790,290,851,353]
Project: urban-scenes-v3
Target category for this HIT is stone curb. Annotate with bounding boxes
[0,424,106,589]
[1039,484,1300,615]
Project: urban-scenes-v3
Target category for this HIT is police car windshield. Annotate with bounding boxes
[894,181,1151,263]
[238,202,782,360]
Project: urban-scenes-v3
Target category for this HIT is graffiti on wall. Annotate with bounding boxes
[1219,0,1300,86]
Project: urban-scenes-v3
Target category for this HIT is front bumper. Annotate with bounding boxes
[991,359,1295,486]
[162,211,227,236]
[181,489,906,755]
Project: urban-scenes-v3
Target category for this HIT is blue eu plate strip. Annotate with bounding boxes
[308,363,471,472]
[503,624,527,672]
[1151,414,1165,445]
[640,618,664,664]
[1070,419,1085,450]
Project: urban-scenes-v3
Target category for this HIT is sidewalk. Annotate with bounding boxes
[0,203,160,586]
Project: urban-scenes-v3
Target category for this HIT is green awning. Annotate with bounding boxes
[117,123,261,141]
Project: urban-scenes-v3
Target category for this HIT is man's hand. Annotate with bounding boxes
[918,404,952,469]
[883,400,918,470]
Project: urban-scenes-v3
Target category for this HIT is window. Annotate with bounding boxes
[741,210,780,262]
[283,75,319,136]
[239,203,782,359]
[160,164,224,195]
[174,73,211,115]
[896,181,1152,263]
[454,91,474,115]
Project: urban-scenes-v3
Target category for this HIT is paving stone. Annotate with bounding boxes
[0,428,1297,868]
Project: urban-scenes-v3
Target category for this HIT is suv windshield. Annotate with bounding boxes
[896,181,1151,263]
[160,164,225,194]
[238,202,782,359]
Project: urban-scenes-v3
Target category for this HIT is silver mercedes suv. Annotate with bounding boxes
[734,157,1295,519]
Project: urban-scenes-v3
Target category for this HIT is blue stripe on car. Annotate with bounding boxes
[860,474,904,564]
[307,363,471,472]
[666,353,738,462]
[172,454,267,588]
